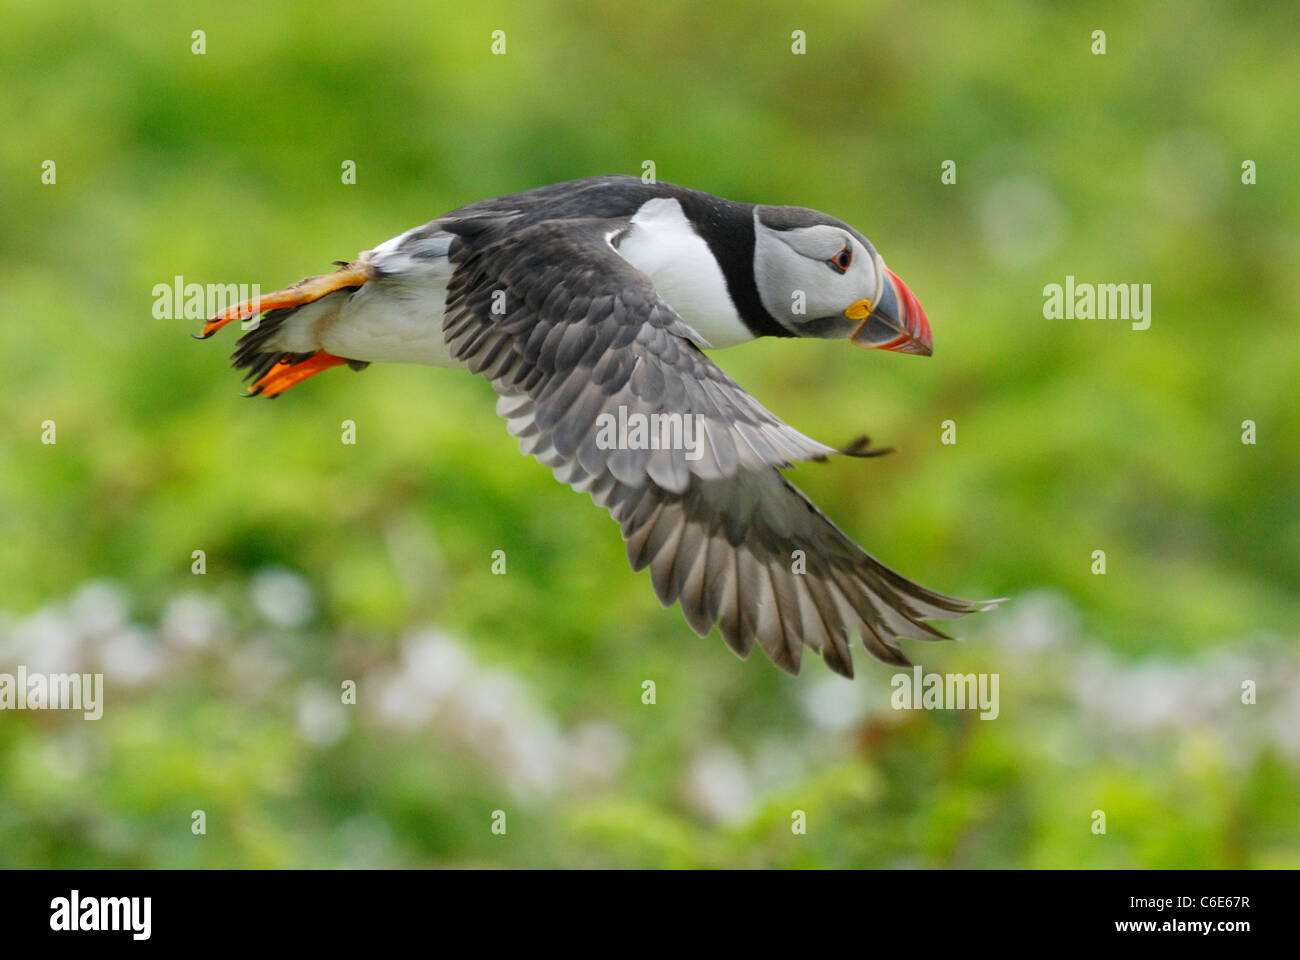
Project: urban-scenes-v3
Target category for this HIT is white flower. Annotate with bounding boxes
[800,673,869,732]
[683,746,751,824]
[160,592,228,650]
[100,625,165,687]
[12,608,83,674]
[68,581,130,640]
[565,721,628,790]
[249,567,316,629]
[296,682,348,747]
[996,591,1078,655]
[371,668,436,729]
[400,630,472,702]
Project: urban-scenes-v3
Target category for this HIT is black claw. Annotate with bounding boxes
[842,435,895,458]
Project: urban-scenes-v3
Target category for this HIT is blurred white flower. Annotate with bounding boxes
[249,567,316,629]
[100,625,165,687]
[296,682,348,747]
[12,608,83,673]
[1125,660,1199,730]
[498,722,567,797]
[454,669,525,748]
[159,591,228,650]
[367,633,591,798]
[683,745,751,824]
[800,672,870,732]
[6,573,1298,818]
[371,667,437,729]
[1269,688,1300,759]
[1067,647,1116,715]
[564,721,628,790]
[455,669,566,796]
[1189,650,1252,714]
[400,629,473,702]
[68,581,129,640]
[996,591,1078,654]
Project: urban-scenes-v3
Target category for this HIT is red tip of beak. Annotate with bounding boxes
[879,268,932,356]
[850,267,933,355]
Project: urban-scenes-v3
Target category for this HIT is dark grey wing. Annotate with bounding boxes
[443,216,840,491]
[444,216,998,676]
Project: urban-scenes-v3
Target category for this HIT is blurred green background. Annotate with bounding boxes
[1,0,1297,868]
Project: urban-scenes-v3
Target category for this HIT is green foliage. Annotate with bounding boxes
[0,0,1296,868]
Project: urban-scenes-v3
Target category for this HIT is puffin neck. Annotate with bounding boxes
[671,188,795,339]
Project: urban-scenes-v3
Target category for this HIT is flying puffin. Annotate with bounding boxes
[197,176,1000,677]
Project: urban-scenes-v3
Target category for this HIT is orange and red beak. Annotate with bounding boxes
[847,265,933,356]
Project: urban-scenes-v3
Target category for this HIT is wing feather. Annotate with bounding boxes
[453,218,1000,676]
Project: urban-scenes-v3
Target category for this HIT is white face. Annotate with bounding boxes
[752,212,884,338]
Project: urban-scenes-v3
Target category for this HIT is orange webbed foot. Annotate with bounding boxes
[247,351,348,398]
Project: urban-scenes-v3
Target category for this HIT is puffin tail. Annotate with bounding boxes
[192,260,372,398]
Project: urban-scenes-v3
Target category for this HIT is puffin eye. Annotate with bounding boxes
[828,246,852,273]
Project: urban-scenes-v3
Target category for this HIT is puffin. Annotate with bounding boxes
[197,176,1000,677]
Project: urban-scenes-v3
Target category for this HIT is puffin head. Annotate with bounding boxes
[751,205,932,355]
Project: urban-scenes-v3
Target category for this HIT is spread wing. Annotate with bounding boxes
[441,215,997,677]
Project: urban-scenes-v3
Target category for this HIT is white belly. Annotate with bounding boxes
[307,227,463,367]
[319,279,459,367]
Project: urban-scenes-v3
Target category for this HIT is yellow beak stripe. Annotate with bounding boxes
[844,298,873,321]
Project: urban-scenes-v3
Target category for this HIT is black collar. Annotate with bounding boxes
[670,187,793,339]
